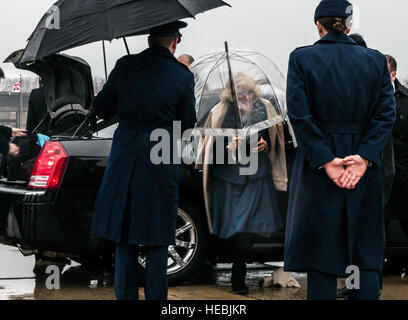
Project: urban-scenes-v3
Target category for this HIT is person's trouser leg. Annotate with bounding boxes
[307,271,337,300]
[231,261,247,290]
[347,270,379,300]
[144,246,169,300]
[114,242,140,300]
[380,203,392,291]
[398,219,408,242]
[229,233,253,290]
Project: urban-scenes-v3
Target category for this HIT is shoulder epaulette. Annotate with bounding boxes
[176,60,192,72]
[293,45,312,52]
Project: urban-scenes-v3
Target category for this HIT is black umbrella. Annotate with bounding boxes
[20,0,230,64]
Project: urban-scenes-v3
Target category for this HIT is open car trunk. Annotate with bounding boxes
[2,50,95,183]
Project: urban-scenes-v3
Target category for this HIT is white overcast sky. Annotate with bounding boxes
[1,0,407,80]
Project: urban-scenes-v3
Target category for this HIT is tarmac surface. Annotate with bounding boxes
[1,244,408,300]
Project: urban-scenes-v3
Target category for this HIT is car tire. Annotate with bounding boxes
[136,196,209,286]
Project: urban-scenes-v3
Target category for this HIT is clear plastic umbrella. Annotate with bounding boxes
[182,45,297,166]
[191,44,289,134]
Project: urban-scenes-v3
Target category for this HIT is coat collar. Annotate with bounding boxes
[146,45,176,59]
[395,78,408,97]
[314,32,357,46]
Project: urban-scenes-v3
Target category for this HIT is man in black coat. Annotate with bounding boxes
[335,35,396,299]
[26,79,48,133]
[348,35,395,203]
[385,55,408,240]
[90,21,196,300]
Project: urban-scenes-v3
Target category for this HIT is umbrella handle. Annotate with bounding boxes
[123,37,130,55]
[102,41,108,81]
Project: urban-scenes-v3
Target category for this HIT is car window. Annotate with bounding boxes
[93,123,118,139]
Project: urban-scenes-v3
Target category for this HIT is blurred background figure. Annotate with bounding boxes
[349,33,367,47]
[26,77,48,133]
[178,54,194,67]
[350,35,394,205]
[196,73,287,295]
[336,34,395,300]
[385,54,408,245]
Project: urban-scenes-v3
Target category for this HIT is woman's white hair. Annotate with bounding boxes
[221,72,261,103]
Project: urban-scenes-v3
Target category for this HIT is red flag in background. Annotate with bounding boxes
[12,80,21,93]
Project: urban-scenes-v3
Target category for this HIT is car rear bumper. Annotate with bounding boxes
[0,183,104,257]
[0,185,43,245]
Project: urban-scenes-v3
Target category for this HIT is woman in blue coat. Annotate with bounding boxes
[196,73,288,294]
[284,0,396,300]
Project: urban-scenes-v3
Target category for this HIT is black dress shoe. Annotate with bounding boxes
[232,284,249,295]
[231,261,248,294]
[336,286,349,299]
[336,287,382,299]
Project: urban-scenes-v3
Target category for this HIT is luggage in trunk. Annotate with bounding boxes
[6,135,41,182]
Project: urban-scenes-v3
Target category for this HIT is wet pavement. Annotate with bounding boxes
[1,244,408,300]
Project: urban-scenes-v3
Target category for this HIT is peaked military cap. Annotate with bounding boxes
[314,0,353,24]
[149,21,188,37]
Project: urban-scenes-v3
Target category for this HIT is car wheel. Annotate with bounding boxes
[137,198,208,286]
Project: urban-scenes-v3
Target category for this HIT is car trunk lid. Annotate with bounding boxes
[2,50,95,184]
[4,49,94,115]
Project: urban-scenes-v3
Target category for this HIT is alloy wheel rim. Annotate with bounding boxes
[138,208,198,275]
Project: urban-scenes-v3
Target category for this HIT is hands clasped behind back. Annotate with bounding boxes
[324,155,368,190]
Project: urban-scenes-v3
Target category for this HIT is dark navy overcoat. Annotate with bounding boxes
[284,33,396,275]
[90,45,196,246]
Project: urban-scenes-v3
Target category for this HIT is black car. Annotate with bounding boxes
[0,50,407,285]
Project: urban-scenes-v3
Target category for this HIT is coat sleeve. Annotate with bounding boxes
[357,57,396,167]
[286,51,336,169]
[93,57,125,120]
[0,126,12,154]
[177,72,197,133]
[195,110,213,170]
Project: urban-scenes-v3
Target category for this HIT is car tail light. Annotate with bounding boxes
[28,141,69,189]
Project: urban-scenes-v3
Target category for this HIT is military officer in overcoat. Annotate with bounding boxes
[89,21,197,300]
[385,55,408,240]
[284,0,396,300]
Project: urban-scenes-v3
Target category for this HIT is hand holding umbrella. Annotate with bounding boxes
[252,136,268,153]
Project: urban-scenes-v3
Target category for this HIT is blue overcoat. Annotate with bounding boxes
[284,33,396,275]
[90,45,196,246]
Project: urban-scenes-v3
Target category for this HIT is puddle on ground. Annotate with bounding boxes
[1,244,408,300]
[0,244,114,300]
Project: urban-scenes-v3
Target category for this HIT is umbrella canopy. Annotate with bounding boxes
[191,47,288,132]
[20,0,230,63]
